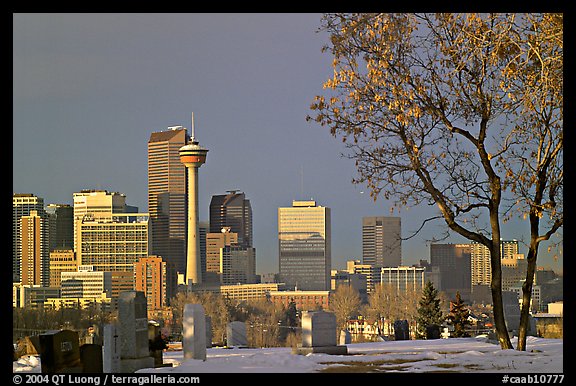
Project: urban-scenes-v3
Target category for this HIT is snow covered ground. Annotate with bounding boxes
[13,335,563,374]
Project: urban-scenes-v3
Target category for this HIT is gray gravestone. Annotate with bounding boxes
[182,303,207,361]
[103,324,120,373]
[339,329,352,345]
[118,291,155,372]
[39,330,82,373]
[206,315,212,348]
[148,321,165,367]
[294,311,347,355]
[426,324,441,339]
[226,321,248,347]
[80,344,103,373]
[393,320,410,340]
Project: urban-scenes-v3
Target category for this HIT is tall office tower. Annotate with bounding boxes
[179,117,208,286]
[76,213,149,273]
[209,191,253,247]
[502,254,529,291]
[49,249,78,288]
[73,190,128,252]
[46,204,74,251]
[205,228,239,284]
[362,216,402,268]
[278,200,331,291]
[20,210,49,286]
[134,256,167,311]
[199,221,208,283]
[148,127,188,296]
[470,239,520,287]
[430,243,472,300]
[13,194,48,283]
[220,246,256,285]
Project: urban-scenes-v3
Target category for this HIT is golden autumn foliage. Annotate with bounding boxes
[308,13,562,351]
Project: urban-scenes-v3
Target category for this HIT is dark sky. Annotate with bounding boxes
[12,13,563,275]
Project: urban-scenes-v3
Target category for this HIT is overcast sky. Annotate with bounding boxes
[12,13,563,275]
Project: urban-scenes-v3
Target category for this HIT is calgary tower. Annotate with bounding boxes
[179,113,208,286]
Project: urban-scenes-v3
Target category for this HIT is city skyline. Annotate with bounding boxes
[13,13,563,275]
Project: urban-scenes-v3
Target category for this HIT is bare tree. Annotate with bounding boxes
[308,13,560,349]
[367,283,397,335]
[330,284,361,330]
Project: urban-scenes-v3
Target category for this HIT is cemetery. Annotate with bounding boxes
[13,290,563,374]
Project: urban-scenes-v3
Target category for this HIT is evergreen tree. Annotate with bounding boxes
[415,281,444,339]
[446,291,472,337]
[278,299,298,343]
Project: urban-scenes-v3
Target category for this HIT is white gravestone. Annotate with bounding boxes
[103,324,120,373]
[294,310,347,355]
[183,304,207,361]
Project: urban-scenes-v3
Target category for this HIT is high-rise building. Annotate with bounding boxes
[76,213,149,272]
[199,221,208,284]
[13,194,48,283]
[20,210,48,286]
[73,190,128,251]
[49,249,78,288]
[46,203,74,251]
[278,200,331,291]
[346,260,381,293]
[134,256,167,311]
[502,253,529,291]
[205,228,239,284]
[471,239,520,287]
[430,243,472,300]
[380,266,441,293]
[148,127,188,297]
[362,216,402,268]
[221,245,256,285]
[209,191,253,247]
[61,265,112,298]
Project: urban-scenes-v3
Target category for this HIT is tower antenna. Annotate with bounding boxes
[191,112,196,142]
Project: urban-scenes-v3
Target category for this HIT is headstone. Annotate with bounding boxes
[226,321,248,347]
[148,321,165,367]
[182,304,207,361]
[205,315,212,348]
[393,320,409,340]
[84,325,102,346]
[80,344,103,373]
[426,324,441,339]
[339,329,352,345]
[294,310,347,355]
[103,324,120,373]
[39,330,82,373]
[118,291,155,372]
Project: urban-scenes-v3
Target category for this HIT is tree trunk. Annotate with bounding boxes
[489,219,514,349]
[517,245,537,351]
[490,268,513,349]
[517,211,541,351]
